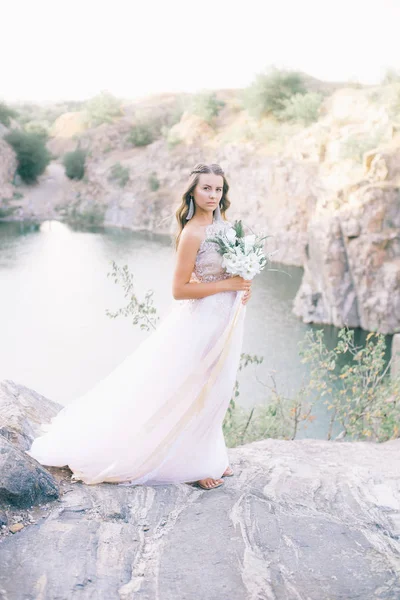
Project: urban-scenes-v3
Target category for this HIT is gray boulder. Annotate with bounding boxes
[0,435,59,508]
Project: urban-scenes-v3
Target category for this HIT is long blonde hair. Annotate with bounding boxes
[175,163,231,250]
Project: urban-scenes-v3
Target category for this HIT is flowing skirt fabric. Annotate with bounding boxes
[26,290,246,485]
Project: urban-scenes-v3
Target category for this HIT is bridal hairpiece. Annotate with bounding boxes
[190,165,225,177]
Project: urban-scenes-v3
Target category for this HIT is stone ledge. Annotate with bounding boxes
[0,381,399,599]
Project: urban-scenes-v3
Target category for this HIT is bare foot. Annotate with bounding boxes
[196,477,224,489]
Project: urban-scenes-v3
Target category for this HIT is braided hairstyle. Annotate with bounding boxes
[174,163,231,250]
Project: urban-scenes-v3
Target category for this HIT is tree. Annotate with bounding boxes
[63,148,86,180]
[84,91,123,127]
[243,67,307,119]
[5,130,51,183]
[0,101,18,126]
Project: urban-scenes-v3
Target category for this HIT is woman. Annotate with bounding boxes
[26,163,252,491]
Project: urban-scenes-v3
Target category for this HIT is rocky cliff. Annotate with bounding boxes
[0,125,17,202]
[0,380,400,599]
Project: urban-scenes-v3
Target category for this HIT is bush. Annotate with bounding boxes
[279,92,323,125]
[189,91,225,123]
[63,148,86,180]
[84,91,123,127]
[384,83,400,119]
[128,122,154,146]
[243,67,307,120]
[382,68,400,85]
[148,172,160,191]
[67,202,105,227]
[161,127,182,149]
[223,327,399,445]
[0,101,18,126]
[297,328,399,442]
[340,127,387,163]
[108,162,130,187]
[4,129,51,183]
[24,121,50,141]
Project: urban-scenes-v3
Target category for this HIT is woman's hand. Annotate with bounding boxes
[225,275,252,293]
[242,287,252,305]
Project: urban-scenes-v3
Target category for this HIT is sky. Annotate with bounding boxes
[2,0,400,104]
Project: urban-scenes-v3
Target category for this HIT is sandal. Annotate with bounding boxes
[194,479,224,490]
[222,466,234,477]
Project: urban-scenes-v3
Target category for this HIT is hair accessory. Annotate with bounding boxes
[186,196,195,220]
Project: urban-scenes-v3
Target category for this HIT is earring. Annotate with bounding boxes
[186,196,194,220]
[214,201,223,222]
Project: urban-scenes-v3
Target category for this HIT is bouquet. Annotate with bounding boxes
[206,220,278,298]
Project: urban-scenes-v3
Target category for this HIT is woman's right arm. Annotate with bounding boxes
[172,229,251,300]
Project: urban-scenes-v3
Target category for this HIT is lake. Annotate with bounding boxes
[0,219,392,439]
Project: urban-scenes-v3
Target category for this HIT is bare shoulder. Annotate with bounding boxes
[179,222,205,248]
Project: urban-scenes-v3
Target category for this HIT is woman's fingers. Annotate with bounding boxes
[242,288,252,304]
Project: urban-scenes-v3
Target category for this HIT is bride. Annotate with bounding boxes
[26,162,252,491]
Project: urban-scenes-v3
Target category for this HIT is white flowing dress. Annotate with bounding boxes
[25,218,247,485]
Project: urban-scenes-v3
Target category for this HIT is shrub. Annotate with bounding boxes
[148,172,160,191]
[67,202,105,227]
[108,162,130,187]
[297,328,399,442]
[161,127,181,149]
[4,129,51,183]
[243,67,307,120]
[340,127,387,163]
[63,148,86,180]
[0,198,19,218]
[382,68,400,85]
[24,121,50,140]
[128,122,154,146]
[189,91,225,123]
[384,83,400,119]
[84,91,123,127]
[279,92,323,125]
[0,101,18,126]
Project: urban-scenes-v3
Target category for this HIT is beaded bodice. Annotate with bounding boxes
[191,219,233,284]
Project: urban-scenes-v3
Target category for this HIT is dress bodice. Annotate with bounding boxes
[191,219,233,284]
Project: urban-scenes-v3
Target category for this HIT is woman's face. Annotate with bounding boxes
[193,173,224,215]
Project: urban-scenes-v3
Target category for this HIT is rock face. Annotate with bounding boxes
[293,182,400,333]
[0,130,17,201]
[392,333,400,378]
[0,380,400,599]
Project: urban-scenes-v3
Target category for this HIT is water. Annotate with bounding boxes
[0,220,393,439]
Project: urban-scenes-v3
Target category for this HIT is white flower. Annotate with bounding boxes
[211,223,269,282]
[243,234,256,254]
[225,228,237,244]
